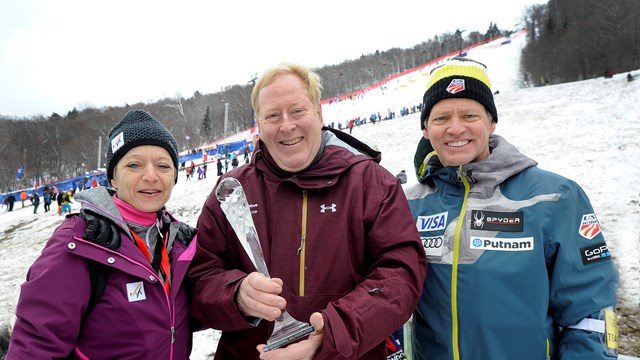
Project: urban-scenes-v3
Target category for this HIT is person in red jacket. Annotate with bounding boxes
[189,63,426,360]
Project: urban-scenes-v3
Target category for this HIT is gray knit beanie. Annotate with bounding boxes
[106,110,179,183]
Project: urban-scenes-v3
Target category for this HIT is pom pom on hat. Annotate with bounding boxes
[106,110,179,183]
[420,57,497,129]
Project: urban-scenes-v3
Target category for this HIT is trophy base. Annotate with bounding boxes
[264,321,315,352]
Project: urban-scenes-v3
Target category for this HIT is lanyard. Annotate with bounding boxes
[130,228,171,295]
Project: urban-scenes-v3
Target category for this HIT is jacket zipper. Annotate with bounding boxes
[452,166,470,360]
[129,231,176,354]
[546,338,550,359]
[296,190,308,297]
[168,271,176,359]
[122,241,176,357]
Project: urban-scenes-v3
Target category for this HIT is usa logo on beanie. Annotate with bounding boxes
[446,79,466,94]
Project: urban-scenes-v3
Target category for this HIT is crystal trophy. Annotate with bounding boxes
[216,177,315,352]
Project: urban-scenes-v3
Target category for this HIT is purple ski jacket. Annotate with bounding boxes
[189,128,426,359]
[7,187,196,360]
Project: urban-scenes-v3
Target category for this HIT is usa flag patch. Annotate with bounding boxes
[446,79,465,94]
[579,213,601,239]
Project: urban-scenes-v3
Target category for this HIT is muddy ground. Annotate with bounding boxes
[619,304,640,356]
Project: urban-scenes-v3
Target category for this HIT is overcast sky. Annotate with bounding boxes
[0,0,545,118]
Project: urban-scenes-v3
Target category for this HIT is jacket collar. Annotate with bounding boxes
[253,127,380,180]
[414,134,538,195]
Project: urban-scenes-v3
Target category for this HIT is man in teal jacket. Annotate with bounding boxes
[405,57,619,359]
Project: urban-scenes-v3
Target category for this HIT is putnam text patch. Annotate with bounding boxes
[470,236,534,251]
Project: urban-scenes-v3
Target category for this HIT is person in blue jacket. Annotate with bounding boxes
[405,57,619,360]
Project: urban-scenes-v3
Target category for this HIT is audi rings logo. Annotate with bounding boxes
[422,236,443,248]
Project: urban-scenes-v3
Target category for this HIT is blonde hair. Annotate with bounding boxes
[251,63,323,117]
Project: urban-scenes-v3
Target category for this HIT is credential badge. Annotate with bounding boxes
[126,281,146,302]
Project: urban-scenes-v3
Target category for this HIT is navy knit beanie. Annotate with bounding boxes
[420,57,497,129]
[107,110,179,183]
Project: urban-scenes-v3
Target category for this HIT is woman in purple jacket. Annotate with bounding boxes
[7,110,197,360]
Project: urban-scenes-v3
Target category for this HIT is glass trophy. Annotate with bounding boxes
[216,177,315,352]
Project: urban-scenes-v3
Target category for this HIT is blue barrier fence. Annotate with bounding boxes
[1,171,109,205]
[1,139,254,205]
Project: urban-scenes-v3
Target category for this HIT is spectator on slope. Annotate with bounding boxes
[58,190,73,215]
[231,153,239,169]
[189,62,425,360]
[405,57,619,360]
[19,190,27,208]
[347,119,354,134]
[30,191,40,214]
[56,188,63,213]
[43,186,52,212]
[243,143,251,163]
[395,169,407,184]
[197,165,204,180]
[7,109,197,359]
[3,194,15,212]
[216,157,223,176]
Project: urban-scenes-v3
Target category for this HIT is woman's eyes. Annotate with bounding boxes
[125,162,172,170]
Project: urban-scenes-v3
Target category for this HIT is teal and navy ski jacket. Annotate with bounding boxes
[405,134,619,360]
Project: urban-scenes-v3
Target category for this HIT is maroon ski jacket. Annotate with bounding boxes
[189,128,425,359]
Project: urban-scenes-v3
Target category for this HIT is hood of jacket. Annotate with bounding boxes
[74,187,128,231]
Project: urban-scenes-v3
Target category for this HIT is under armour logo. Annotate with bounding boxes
[320,204,336,213]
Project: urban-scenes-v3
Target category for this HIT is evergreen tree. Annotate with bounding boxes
[66,107,79,119]
[200,105,212,141]
[485,22,501,40]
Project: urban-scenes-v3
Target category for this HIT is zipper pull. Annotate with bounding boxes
[368,287,383,294]
[155,219,165,241]
[171,326,176,343]
[296,236,305,255]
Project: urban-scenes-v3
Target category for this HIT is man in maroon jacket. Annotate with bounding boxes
[189,62,425,360]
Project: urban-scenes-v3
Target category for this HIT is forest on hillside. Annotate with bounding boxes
[521,0,639,84]
[1,0,638,192]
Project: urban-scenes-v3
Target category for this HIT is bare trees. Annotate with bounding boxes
[10,2,632,191]
[521,0,640,85]
[0,19,510,191]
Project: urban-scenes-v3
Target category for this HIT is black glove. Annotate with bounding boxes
[80,209,121,251]
[175,223,197,246]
